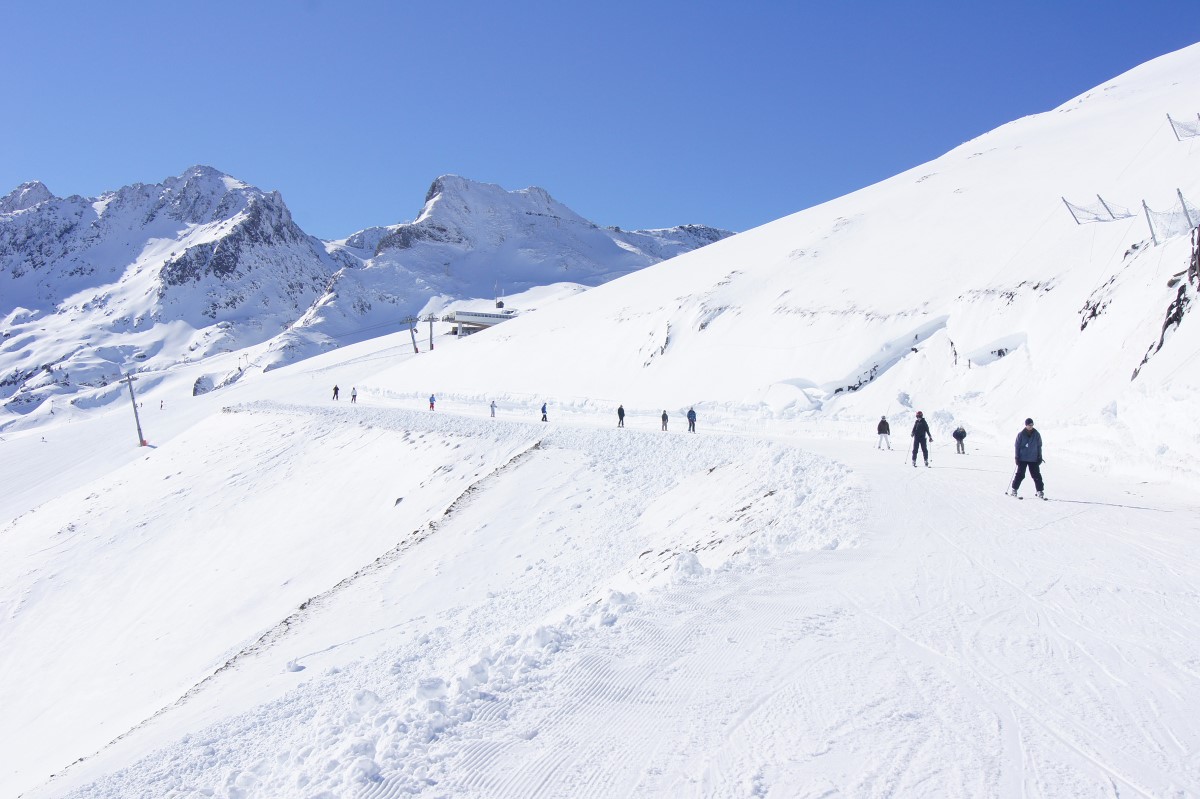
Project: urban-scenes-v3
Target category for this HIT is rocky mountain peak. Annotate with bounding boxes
[0,181,55,214]
[149,165,256,224]
[407,175,591,239]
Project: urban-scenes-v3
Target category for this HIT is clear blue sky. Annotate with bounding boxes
[3,1,1196,239]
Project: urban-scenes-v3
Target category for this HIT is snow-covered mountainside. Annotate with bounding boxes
[268,175,731,367]
[0,166,339,416]
[388,43,1200,482]
[0,170,731,423]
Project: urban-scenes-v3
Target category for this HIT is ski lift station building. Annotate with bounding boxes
[451,307,519,336]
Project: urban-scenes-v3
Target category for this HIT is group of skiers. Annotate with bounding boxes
[487,401,699,431]
[339,391,699,431]
[877,412,1045,498]
[333,386,1043,497]
[616,404,697,432]
[493,401,698,430]
[332,382,711,432]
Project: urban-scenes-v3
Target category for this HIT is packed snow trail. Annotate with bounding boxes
[23,404,1196,798]
[796,442,1200,798]
[14,401,858,797]
[336,443,1198,798]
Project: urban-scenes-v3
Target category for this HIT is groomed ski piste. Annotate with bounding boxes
[1,329,1198,799]
[4,41,1200,799]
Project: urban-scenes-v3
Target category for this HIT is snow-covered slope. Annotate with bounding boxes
[2,41,1200,799]
[384,43,1200,482]
[4,337,1197,799]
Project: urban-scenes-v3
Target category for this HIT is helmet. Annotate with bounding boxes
[916,411,923,417]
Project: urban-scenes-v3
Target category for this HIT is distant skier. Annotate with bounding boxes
[429,394,436,411]
[911,411,932,467]
[541,402,548,422]
[351,387,358,404]
[687,407,697,433]
[877,416,892,449]
[490,400,496,418]
[332,385,339,401]
[661,410,669,431]
[952,425,967,454]
[617,404,625,428]
[1009,418,1045,498]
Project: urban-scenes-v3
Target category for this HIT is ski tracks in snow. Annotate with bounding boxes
[51,402,862,799]
[828,449,1200,798]
[363,565,854,799]
[43,408,1200,799]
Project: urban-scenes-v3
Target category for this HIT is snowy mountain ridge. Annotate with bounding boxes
[0,169,731,423]
[273,174,731,368]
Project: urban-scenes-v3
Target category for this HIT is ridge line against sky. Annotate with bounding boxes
[3,0,1197,240]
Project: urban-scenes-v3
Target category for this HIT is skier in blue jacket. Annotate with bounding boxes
[1009,418,1045,498]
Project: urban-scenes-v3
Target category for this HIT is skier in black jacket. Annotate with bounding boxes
[876,416,892,449]
[911,411,932,467]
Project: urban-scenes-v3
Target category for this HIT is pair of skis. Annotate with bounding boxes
[1007,490,1047,501]
[1008,465,1047,500]
[905,448,931,468]
[901,453,1048,498]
